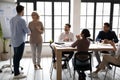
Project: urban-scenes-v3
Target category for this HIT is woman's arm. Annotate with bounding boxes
[36,22,44,34]
[109,41,117,51]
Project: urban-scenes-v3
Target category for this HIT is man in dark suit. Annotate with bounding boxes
[95,22,118,69]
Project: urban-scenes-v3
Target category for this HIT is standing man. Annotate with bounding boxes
[10,5,29,79]
[95,22,118,68]
[59,24,74,68]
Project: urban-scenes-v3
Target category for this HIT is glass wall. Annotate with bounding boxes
[80,2,94,39]
[95,3,110,39]
[80,0,120,41]
[80,2,111,40]
[37,2,52,42]
[54,2,69,41]
[112,4,120,39]
[20,2,33,41]
[18,0,120,42]
[19,1,70,42]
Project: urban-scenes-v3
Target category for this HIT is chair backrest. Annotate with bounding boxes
[88,38,94,43]
[73,51,92,71]
[49,43,56,63]
[109,62,120,67]
[74,51,91,62]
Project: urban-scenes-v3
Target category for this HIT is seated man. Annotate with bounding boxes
[95,22,118,68]
[59,23,74,68]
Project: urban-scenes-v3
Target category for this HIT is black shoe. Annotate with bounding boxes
[96,64,99,68]
[108,65,112,70]
[78,73,86,80]
[82,72,86,77]
[62,63,67,69]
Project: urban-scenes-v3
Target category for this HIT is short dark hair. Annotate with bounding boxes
[104,22,110,27]
[65,24,71,28]
[16,5,24,13]
[81,29,90,38]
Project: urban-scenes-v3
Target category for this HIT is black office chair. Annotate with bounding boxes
[72,51,92,80]
[104,62,120,80]
[49,42,72,79]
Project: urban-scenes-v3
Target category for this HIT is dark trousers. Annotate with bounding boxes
[13,42,25,76]
[62,51,74,61]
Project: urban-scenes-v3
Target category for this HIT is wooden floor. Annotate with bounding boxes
[0,57,120,80]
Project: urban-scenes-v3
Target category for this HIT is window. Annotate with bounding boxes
[112,4,120,39]
[20,2,33,41]
[80,2,111,40]
[54,2,69,42]
[18,0,70,42]
[80,0,120,41]
[95,3,110,39]
[80,2,94,39]
[37,2,52,42]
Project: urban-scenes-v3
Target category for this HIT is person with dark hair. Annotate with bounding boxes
[71,29,91,80]
[95,22,118,69]
[59,23,73,42]
[96,22,118,43]
[10,5,29,79]
[59,24,74,68]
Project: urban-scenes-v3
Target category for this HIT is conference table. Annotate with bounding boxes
[52,42,115,80]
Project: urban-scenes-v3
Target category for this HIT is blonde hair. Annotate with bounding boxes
[31,11,39,20]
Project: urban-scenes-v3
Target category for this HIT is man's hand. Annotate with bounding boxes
[102,39,109,44]
[63,37,69,41]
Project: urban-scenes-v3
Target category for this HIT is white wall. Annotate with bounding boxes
[71,0,81,39]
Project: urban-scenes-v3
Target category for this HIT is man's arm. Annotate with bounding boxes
[96,31,102,42]
[69,32,74,41]
[112,31,119,43]
[21,19,30,33]
[58,33,64,42]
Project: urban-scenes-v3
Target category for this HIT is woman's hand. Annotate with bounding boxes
[76,35,81,40]
[109,41,117,51]
[36,26,43,34]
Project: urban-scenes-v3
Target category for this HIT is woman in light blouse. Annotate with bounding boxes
[90,41,120,77]
[28,12,44,70]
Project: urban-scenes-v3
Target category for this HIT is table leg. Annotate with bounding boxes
[56,50,62,80]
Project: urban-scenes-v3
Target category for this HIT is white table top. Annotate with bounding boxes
[52,42,115,51]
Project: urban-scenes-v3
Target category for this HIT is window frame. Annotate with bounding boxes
[17,0,70,43]
[80,0,120,41]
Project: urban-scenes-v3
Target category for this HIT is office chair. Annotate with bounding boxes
[104,62,120,80]
[72,51,92,80]
[49,42,72,79]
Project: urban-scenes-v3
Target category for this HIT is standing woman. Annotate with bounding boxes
[28,12,44,70]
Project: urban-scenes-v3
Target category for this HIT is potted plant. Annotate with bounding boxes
[0,23,9,61]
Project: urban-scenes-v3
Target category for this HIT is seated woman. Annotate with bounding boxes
[90,41,120,77]
[71,29,91,80]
